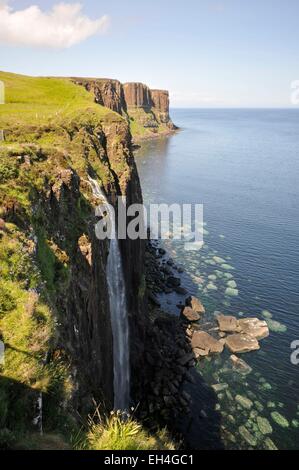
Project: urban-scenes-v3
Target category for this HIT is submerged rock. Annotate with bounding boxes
[212,383,229,393]
[225,287,239,297]
[271,411,289,428]
[266,319,287,333]
[261,310,273,319]
[239,425,257,447]
[227,280,237,289]
[221,263,234,271]
[225,333,260,353]
[257,416,273,435]
[254,401,264,412]
[235,395,253,410]
[264,437,278,450]
[229,354,252,375]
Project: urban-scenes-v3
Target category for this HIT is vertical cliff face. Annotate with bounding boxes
[123,82,153,109]
[72,78,177,139]
[151,89,174,128]
[71,77,127,116]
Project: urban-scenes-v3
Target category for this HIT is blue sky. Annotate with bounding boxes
[1,0,299,107]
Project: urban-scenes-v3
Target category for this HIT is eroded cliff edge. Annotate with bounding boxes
[71,78,177,140]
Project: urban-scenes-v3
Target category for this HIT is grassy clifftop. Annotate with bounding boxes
[0,71,118,128]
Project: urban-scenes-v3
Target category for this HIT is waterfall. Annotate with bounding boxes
[89,178,130,411]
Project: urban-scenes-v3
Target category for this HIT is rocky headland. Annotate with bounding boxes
[71,77,177,140]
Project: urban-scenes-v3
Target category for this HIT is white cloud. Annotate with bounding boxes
[0,2,110,48]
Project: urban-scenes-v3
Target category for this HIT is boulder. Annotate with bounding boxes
[216,314,238,332]
[166,276,181,288]
[225,333,260,353]
[191,331,224,354]
[238,318,269,340]
[185,296,205,314]
[181,307,200,322]
[193,347,209,359]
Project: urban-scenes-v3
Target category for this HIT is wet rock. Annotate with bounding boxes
[166,276,181,287]
[271,411,289,428]
[216,314,238,332]
[229,354,252,375]
[225,333,260,353]
[238,318,269,340]
[239,425,257,447]
[148,291,161,307]
[185,295,205,314]
[177,352,194,366]
[191,331,224,355]
[175,286,188,295]
[193,347,209,359]
[181,307,200,322]
[235,395,253,410]
[257,416,273,435]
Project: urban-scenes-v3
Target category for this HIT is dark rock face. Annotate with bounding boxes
[71,77,127,115]
[123,82,153,109]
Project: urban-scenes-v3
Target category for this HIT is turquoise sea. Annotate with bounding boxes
[135,109,299,450]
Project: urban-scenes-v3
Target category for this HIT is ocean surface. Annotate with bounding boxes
[135,109,299,450]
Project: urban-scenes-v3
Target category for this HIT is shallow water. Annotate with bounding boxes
[135,109,299,450]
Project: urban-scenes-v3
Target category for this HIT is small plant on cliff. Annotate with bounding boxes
[74,407,175,451]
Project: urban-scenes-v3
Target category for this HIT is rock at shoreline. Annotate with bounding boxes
[166,276,181,288]
[181,307,200,322]
[185,296,205,314]
[193,347,209,358]
[191,331,224,355]
[225,333,260,353]
[216,314,238,332]
[238,318,269,340]
[216,314,269,343]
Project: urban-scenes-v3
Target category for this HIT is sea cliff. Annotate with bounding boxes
[71,77,177,140]
[0,71,186,449]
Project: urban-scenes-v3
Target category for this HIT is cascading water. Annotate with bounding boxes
[89,178,130,410]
